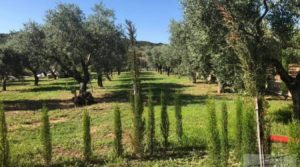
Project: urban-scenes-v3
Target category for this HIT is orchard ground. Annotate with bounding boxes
[0,71,292,166]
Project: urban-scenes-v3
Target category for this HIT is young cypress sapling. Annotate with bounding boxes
[83,110,92,162]
[174,93,183,143]
[40,106,52,166]
[207,98,221,166]
[220,102,229,167]
[147,90,155,155]
[160,90,169,150]
[235,98,243,161]
[114,106,123,157]
[242,104,258,157]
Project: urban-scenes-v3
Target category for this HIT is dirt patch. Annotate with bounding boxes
[53,146,82,159]
[9,117,68,131]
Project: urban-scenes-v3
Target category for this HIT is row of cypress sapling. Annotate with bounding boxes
[114,88,184,158]
[235,98,272,164]
[40,107,93,166]
[207,98,260,167]
[0,103,93,166]
[146,90,183,155]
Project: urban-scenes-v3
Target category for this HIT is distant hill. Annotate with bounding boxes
[0,32,163,49]
[136,41,164,48]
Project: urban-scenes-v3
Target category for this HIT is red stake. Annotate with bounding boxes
[270,135,289,143]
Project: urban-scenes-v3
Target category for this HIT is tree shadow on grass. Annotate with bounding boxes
[95,81,207,105]
[6,81,32,86]
[48,159,105,167]
[126,143,206,162]
[93,71,209,105]
[21,85,78,92]
[3,99,75,111]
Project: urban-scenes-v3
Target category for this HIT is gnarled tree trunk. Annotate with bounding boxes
[2,75,7,91]
[97,72,103,88]
[191,72,197,84]
[50,70,57,80]
[167,67,171,76]
[106,73,112,81]
[272,59,300,119]
[79,81,88,94]
[33,71,39,86]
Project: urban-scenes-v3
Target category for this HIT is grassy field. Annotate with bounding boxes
[0,71,292,166]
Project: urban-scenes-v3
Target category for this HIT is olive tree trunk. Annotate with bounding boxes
[291,87,300,119]
[2,76,7,91]
[33,71,39,86]
[97,72,103,88]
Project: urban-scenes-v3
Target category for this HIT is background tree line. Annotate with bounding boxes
[0,3,159,104]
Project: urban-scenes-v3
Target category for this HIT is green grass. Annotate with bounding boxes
[0,71,292,166]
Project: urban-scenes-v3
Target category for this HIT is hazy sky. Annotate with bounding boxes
[0,0,183,43]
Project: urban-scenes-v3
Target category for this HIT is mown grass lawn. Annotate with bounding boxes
[0,71,292,166]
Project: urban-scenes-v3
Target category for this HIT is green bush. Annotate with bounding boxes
[0,103,9,167]
[220,102,229,167]
[235,98,243,161]
[40,106,52,166]
[114,106,123,157]
[206,98,221,167]
[160,91,169,150]
[288,119,300,162]
[174,93,183,143]
[82,110,92,161]
[146,90,155,155]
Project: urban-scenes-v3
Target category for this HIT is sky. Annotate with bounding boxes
[0,0,183,43]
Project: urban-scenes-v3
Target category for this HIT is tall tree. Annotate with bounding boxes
[87,3,127,87]
[0,47,23,91]
[45,4,92,95]
[10,22,45,86]
[169,20,208,83]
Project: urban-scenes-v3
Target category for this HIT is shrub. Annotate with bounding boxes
[40,106,52,166]
[0,103,9,167]
[83,110,92,161]
[114,106,123,157]
[174,93,183,143]
[220,102,229,167]
[206,98,221,166]
[235,98,243,161]
[146,90,155,155]
[288,119,300,162]
[160,90,169,150]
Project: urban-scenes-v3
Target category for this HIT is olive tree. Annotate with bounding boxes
[10,22,45,86]
[44,4,94,103]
